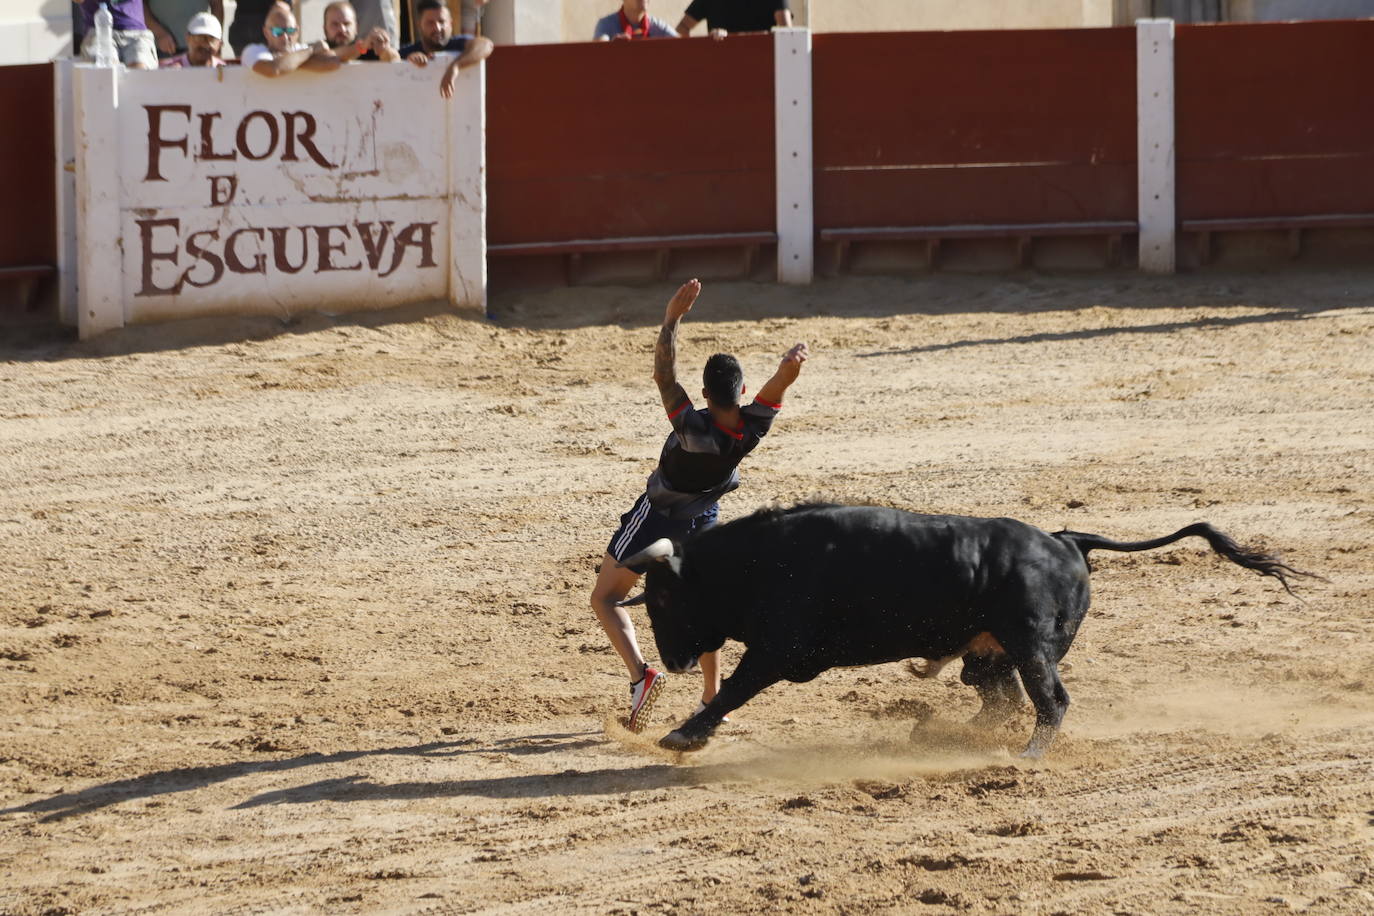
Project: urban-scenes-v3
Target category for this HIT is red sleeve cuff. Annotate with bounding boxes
[753,395,783,410]
[667,400,692,420]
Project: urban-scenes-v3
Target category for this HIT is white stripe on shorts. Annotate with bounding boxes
[611,496,653,560]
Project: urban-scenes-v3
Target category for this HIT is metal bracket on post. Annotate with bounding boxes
[773,27,813,284]
[1136,18,1176,273]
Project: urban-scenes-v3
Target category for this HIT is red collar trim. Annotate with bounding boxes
[618,9,651,37]
[713,418,745,440]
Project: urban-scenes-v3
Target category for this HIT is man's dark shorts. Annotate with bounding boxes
[607,492,718,573]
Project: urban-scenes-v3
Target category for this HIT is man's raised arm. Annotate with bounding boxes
[652,279,701,414]
[755,342,809,406]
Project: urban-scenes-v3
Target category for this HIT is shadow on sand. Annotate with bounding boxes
[1,720,1018,821]
[0,731,601,823]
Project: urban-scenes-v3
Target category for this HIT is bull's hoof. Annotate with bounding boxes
[659,729,708,752]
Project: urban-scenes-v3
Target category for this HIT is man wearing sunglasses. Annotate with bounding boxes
[226,0,295,58]
[242,1,341,76]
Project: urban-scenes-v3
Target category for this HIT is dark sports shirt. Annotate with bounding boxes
[683,0,788,33]
[646,396,781,520]
[398,35,469,58]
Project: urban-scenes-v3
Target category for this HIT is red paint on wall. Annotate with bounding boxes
[486,36,775,244]
[812,29,1137,228]
[1176,20,1374,220]
[0,63,56,267]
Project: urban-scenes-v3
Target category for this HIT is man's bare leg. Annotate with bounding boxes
[700,650,721,703]
[590,553,647,680]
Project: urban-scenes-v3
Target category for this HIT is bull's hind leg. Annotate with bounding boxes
[960,654,1023,728]
[1015,654,1070,759]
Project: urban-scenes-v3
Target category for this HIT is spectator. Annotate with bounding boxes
[72,0,158,69]
[458,0,489,38]
[323,0,399,61]
[676,0,791,39]
[241,2,341,77]
[159,10,226,67]
[400,0,494,100]
[227,0,298,58]
[349,0,400,47]
[594,1,677,40]
[143,0,222,58]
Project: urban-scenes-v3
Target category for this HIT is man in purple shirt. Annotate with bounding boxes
[73,0,158,69]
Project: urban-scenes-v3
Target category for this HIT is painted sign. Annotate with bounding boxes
[73,60,484,336]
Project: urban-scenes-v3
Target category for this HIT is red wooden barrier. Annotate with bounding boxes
[485,36,775,245]
[1175,20,1374,221]
[0,63,56,269]
[812,29,1137,230]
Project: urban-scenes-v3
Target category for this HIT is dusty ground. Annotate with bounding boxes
[1,271,1372,915]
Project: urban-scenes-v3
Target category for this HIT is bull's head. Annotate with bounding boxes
[617,538,713,674]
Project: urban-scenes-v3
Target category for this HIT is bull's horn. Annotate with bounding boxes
[616,593,647,607]
[616,538,675,569]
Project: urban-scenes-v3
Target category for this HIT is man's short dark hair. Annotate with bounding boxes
[415,0,447,14]
[703,353,743,407]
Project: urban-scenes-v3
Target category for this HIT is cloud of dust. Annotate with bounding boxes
[608,713,1022,786]
[1073,678,1374,740]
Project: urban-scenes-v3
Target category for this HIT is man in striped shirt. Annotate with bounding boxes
[591,278,808,732]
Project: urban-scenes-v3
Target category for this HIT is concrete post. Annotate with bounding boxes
[773,27,813,284]
[1136,18,1176,273]
[54,58,78,327]
[72,64,124,338]
[449,61,488,316]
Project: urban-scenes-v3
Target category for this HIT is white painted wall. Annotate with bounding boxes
[801,0,1112,33]
[0,0,74,64]
[1229,0,1374,19]
[70,58,485,336]
[462,0,1106,46]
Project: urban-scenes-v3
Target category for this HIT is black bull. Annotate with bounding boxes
[619,503,1311,758]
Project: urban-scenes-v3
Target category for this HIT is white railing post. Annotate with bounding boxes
[1136,18,1176,273]
[54,58,78,327]
[72,64,125,338]
[449,60,487,316]
[773,27,813,284]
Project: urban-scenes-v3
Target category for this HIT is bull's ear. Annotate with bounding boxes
[617,538,676,570]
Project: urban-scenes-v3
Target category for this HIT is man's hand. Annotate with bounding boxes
[709,28,728,40]
[663,279,701,325]
[439,60,458,98]
[408,50,430,67]
[778,342,809,377]
[755,342,809,406]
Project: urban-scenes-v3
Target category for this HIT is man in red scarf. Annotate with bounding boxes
[593,1,678,40]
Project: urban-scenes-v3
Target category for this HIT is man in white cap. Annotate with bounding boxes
[144,1,224,58]
[159,10,226,67]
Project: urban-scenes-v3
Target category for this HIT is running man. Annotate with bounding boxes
[591,279,809,732]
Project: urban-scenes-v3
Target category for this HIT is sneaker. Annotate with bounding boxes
[628,667,666,733]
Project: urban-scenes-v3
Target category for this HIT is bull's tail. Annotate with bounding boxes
[1055,523,1319,597]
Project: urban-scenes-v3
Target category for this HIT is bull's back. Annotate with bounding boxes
[691,505,1081,664]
